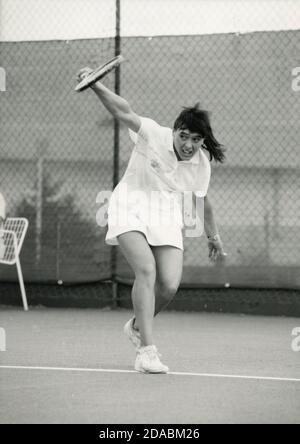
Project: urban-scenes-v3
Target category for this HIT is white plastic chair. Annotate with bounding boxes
[0,218,29,311]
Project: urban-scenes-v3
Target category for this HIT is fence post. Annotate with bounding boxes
[111,0,121,307]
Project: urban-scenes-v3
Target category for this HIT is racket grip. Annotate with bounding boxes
[75,78,95,92]
[75,72,105,92]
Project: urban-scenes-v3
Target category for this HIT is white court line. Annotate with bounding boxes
[0,365,299,383]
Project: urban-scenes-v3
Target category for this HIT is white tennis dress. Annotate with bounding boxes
[105,117,211,250]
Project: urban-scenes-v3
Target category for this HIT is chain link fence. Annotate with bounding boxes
[0,0,300,289]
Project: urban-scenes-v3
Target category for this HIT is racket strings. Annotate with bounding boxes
[0,219,27,263]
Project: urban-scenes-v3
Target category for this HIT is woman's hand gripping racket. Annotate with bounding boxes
[75,55,124,92]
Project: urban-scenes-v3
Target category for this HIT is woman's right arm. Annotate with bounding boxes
[77,68,141,133]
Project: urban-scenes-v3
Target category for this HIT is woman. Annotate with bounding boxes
[77,68,227,374]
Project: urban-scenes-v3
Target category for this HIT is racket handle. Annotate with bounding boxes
[75,78,93,92]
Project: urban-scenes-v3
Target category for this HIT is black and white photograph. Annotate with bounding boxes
[0,0,300,425]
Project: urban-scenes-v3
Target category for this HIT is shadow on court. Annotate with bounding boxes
[0,307,299,424]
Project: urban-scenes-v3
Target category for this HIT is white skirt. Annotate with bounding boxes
[105,188,184,250]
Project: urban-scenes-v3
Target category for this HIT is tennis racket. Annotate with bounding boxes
[75,55,124,92]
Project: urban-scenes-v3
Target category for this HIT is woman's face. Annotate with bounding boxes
[173,128,204,160]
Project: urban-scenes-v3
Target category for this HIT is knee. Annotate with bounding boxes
[157,281,179,300]
[135,262,156,283]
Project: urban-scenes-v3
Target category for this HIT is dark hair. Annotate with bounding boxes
[173,103,225,163]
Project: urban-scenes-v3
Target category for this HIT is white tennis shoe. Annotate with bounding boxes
[124,318,141,349]
[135,345,169,374]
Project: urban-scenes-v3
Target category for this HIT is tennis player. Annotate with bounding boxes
[77,68,226,374]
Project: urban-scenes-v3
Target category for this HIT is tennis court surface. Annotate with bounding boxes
[0,307,299,424]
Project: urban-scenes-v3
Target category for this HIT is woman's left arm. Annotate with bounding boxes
[203,195,227,262]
